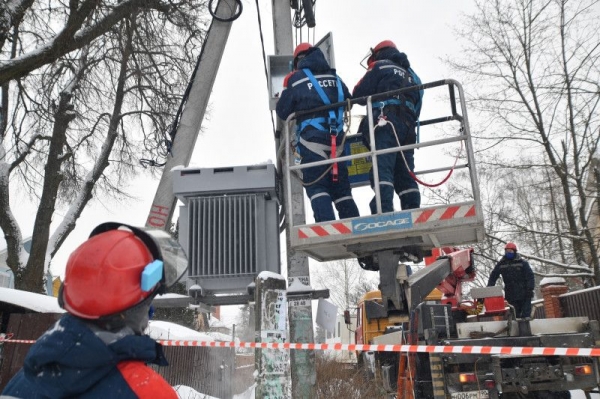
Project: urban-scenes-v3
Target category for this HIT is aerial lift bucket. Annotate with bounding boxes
[283,80,485,263]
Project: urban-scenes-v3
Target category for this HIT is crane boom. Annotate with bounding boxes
[145,0,238,230]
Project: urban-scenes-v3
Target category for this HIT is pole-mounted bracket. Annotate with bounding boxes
[286,289,330,300]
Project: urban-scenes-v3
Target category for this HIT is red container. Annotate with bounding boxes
[484,296,506,314]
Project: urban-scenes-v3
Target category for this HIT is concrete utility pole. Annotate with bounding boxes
[255,274,288,398]
[271,1,316,397]
[144,0,237,230]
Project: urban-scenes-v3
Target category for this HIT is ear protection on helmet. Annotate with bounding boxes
[59,222,187,319]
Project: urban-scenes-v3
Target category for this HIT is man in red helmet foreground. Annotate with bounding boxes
[2,222,188,398]
[487,242,536,319]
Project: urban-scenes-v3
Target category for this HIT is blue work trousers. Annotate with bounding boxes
[366,118,420,214]
[509,298,532,319]
[298,138,360,223]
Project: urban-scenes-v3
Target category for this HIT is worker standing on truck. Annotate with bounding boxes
[276,43,360,223]
[353,40,423,214]
[487,242,536,319]
[2,222,188,399]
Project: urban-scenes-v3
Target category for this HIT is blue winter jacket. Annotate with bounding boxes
[2,315,176,399]
[276,47,351,142]
[487,254,535,301]
[353,47,422,118]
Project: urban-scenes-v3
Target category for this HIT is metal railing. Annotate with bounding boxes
[560,285,600,321]
[280,79,481,229]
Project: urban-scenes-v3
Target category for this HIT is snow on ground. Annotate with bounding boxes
[174,385,220,399]
[173,385,596,399]
[147,320,243,353]
[571,390,600,398]
[172,384,256,399]
[147,320,214,341]
[232,384,256,399]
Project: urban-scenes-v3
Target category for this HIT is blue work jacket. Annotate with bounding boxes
[2,315,176,399]
[276,47,351,142]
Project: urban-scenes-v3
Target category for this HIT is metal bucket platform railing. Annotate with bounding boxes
[280,79,485,262]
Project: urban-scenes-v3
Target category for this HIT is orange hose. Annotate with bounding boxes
[397,353,406,397]
[397,353,415,399]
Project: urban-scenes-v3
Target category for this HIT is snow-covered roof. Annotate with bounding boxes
[208,316,228,328]
[0,287,65,313]
[147,320,214,342]
[206,331,236,342]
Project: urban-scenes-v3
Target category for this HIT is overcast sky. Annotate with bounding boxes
[10,0,477,284]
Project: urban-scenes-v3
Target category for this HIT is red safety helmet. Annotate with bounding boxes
[60,222,187,319]
[293,42,313,68]
[373,40,397,53]
[367,40,397,65]
[505,242,518,251]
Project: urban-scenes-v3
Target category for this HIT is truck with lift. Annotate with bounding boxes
[350,246,600,398]
[274,36,600,397]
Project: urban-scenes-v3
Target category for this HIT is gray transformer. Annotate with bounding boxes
[172,163,280,301]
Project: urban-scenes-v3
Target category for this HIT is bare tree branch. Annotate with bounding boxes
[0,0,171,85]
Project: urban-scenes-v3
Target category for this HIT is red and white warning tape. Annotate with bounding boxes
[296,204,478,239]
[2,336,599,357]
[155,341,600,357]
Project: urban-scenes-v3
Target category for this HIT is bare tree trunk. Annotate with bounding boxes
[49,22,133,256]
[547,170,567,265]
[21,89,76,292]
[20,21,134,290]
[0,161,24,282]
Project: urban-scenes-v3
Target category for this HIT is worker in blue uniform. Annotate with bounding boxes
[488,242,536,319]
[353,40,423,214]
[276,43,360,223]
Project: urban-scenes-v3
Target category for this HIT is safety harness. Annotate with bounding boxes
[375,98,417,117]
[297,69,344,181]
[374,66,423,141]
